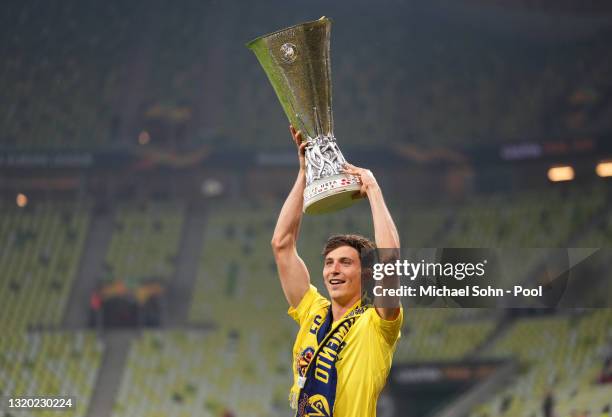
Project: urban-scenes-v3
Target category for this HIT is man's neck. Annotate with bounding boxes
[331,295,361,322]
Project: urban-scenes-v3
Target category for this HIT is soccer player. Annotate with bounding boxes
[271,125,403,417]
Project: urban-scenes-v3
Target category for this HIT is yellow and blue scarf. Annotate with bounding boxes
[295,303,367,417]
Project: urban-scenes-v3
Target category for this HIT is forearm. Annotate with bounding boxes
[271,169,306,249]
[367,185,400,249]
[368,185,401,319]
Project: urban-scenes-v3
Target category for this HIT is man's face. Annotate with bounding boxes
[323,245,362,305]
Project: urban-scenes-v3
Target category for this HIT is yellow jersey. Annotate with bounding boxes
[288,285,403,417]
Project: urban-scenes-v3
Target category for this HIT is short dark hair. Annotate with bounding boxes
[322,234,376,258]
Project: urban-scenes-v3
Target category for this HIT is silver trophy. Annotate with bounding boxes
[247,17,362,215]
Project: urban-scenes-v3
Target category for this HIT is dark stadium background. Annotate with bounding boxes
[1,0,611,416]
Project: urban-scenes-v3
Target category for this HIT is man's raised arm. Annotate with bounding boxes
[343,163,401,320]
[271,126,311,308]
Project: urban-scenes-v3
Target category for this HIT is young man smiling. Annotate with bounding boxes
[271,126,403,417]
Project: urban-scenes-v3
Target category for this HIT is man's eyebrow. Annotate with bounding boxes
[325,256,353,262]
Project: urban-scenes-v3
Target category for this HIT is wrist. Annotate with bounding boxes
[297,168,306,183]
[364,182,381,196]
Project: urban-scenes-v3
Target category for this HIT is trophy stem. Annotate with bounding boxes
[313,106,323,138]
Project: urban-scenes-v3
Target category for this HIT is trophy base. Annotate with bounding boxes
[303,174,363,215]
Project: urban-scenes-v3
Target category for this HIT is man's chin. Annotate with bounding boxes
[329,290,352,303]
[327,288,344,298]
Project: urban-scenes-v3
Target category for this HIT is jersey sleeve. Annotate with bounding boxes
[371,307,404,346]
[288,284,329,326]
